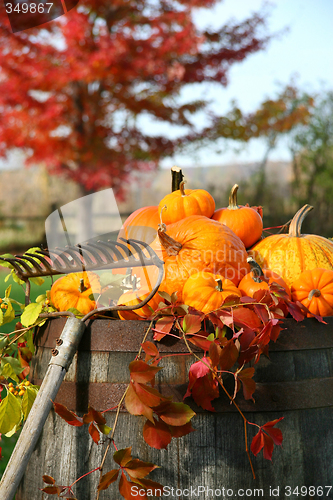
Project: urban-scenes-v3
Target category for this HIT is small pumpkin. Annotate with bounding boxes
[249,204,333,287]
[158,180,215,225]
[50,271,101,315]
[138,215,250,301]
[117,289,162,320]
[212,184,263,248]
[291,268,333,317]
[182,272,241,314]
[238,257,290,298]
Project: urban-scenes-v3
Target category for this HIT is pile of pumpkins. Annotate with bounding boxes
[50,173,333,319]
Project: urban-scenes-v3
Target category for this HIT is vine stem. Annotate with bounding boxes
[176,319,256,480]
[95,320,154,500]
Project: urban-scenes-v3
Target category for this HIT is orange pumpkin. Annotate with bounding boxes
[182,272,241,314]
[138,215,250,301]
[212,184,263,248]
[249,204,333,287]
[117,289,162,320]
[291,268,333,317]
[158,181,215,225]
[50,271,101,315]
[238,258,291,298]
[118,206,159,245]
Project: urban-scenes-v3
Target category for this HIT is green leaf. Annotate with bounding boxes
[1,362,19,382]
[21,302,43,327]
[0,308,3,327]
[29,277,45,286]
[0,334,9,349]
[0,391,22,434]
[25,329,35,356]
[66,307,84,318]
[22,386,39,420]
[99,272,128,288]
[207,333,215,341]
[5,285,11,299]
[1,357,24,377]
[97,423,112,435]
[3,301,15,325]
[36,294,46,304]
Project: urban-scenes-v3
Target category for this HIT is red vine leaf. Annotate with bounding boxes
[53,402,83,427]
[188,333,212,351]
[40,485,61,495]
[169,421,196,438]
[237,367,256,401]
[42,475,55,485]
[125,459,159,480]
[132,478,164,496]
[143,417,172,450]
[209,342,221,368]
[156,401,196,426]
[141,341,159,358]
[251,418,284,460]
[153,316,174,340]
[119,471,147,500]
[98,469,119,491]
[88,422,100,444]
[125,382,154,422]
[263,417,284,445]
[182,313,202,334]
[114,447,132,467]
[83,406,106,425]
[219,339,239,371]
[129,360,162,383]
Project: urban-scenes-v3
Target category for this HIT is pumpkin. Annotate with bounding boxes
[291,268,333,317]
[118,206,159,245]
[182,272,241,314]
[238,257,290,298]
[117,289,162,320]
[158,180,215,225]
[212,184,263,248]
[50,271,101,315]
[138,215,250,301]
[249,204,333,288]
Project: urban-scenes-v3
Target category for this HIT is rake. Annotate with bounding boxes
[0,238,164,500]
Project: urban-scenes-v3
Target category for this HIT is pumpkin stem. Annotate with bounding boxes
[308,289,321,300]
[158,225,182,256]
[79,278,88,293]
[288,204,314,237]
[215,278,223,292]
[171,166,184,192]
[179,180,187,197]
[228,184,240,210]
[247,257,264,283]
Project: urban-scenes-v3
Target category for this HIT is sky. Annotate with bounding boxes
[160,0,333,168]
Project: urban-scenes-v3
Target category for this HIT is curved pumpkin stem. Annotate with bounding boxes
[78,278,88,293]
[288,204,314,237]
[158,225,182,256]
[247,257,264,283]
[228,184,240,210]
[171,166,184,192]
[308,289,321,300]
[215,278,223,292]
[179,180,187,197]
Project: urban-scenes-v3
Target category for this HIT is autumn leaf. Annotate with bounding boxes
[237,367,256,401]
[141,341,159,358]
[125,382,154,423]
[125,459,159,480]
[53,402,83,427]
[156,402,196,427]
[114,447,132,467]
[98,469,119,491]
[262,417,284,445]
[169,421,196,438]
[182,314,202,334]
[143,417,172,450]
[251,418,284,460]
[119,472,147,500]
[83,406,106,425]
[219,339,239,371]
[153,317,175,341]
[42,475,55,485]
[88,422,100,444]
[129,360,162,383]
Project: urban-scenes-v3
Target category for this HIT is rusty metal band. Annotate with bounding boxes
[35,316,333,353]
[32,377,333,414]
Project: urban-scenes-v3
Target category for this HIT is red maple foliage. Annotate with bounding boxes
[0,0,270,196]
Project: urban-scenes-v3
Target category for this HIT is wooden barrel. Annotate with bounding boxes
[17,317,333,499]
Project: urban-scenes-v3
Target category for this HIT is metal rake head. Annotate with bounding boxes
[0,238,164,281]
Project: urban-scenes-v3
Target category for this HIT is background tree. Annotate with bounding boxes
[290,90,333,236]
[0,0,270,199]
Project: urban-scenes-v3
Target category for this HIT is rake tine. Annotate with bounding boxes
[75,243,107,266]
[15,255,44,274]
[119,238,156,264]
[26,252,55,274]
[83,243,110,265]
[10,256,36,274]
[96,240,128,261]
[47,248,78,271]
[0,258,27,278]
[53,247,84,269]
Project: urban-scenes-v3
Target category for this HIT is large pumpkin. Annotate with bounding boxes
[291,268,333,317]
[50,271,101,315]
[158,181,215,225]
[139,215,250,301]
[182,272,241,314]
[212,184,263,249]
[249,205,333,287]
[117,289,162,320]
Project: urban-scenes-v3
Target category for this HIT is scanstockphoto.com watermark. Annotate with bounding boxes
[4,0,79,34]
[130,485,333,498]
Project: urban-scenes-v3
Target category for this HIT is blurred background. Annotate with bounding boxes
[0,0,332,255]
